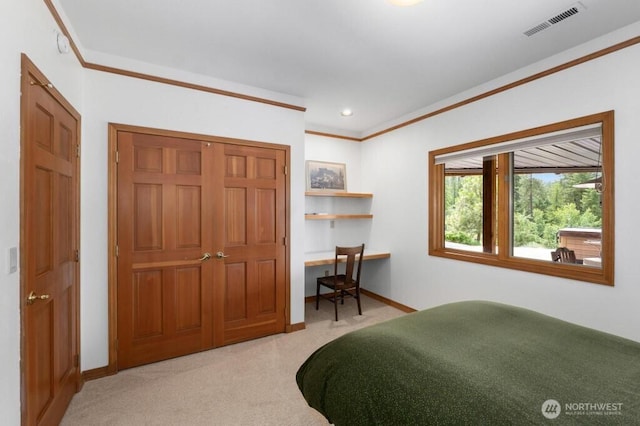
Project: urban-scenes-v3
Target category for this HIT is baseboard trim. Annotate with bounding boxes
[286,322,306,333]
[360,289,416,313]
[306,290,416,313]
[82,366,115,382]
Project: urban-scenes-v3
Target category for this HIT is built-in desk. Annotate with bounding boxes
[304,249,391,267]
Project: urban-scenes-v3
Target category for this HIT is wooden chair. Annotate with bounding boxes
[316,244,365,321]
[551,247,577,263]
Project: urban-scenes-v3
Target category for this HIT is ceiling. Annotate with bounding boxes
[56,0,640,137]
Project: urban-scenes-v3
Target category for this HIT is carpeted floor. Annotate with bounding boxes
[61,295,406,425]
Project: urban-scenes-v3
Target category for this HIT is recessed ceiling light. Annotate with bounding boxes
[387,0,424,6]
[340,109,353,117]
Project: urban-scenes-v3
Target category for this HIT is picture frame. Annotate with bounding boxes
[306,160,347,192]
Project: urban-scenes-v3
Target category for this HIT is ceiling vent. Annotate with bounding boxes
[524,2,586,37]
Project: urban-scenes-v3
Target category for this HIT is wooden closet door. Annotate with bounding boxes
[213,144,287,345]
[115,130,287,369]
[116,132,214,369]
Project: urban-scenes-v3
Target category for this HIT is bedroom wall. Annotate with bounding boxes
[1,0,306,419]
[304,135,364,258]
[303,135,381,296]
[0,0,85,422]
[81,67,306,370]
[360,22,640,343]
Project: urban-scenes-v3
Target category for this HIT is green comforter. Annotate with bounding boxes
[296,301,640,425]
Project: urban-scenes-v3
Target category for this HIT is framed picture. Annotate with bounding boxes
[306,160,347,192]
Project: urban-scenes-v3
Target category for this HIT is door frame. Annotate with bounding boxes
[19,54,82,422]
[107,123,291,373]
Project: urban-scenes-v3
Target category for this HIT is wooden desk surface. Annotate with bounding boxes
[304,249,391,266]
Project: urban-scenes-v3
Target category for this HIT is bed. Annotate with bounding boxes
[296,301,640,424]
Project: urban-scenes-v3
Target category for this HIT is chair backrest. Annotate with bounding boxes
[551,247,576,263]
[334,244,365,287]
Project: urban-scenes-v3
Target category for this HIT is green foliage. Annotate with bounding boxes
[513,212,544,247]
[514,175,549,216]
[551,203,582,228]
[445,231,480,245]
[445,172,602,249]
[445,175,483,242]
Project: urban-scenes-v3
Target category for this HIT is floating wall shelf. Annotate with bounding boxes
[304,191,374,220]
[305,191,373,198]
[304,214,373,220]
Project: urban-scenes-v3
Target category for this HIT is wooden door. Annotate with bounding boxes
[21,55,81,426]
[213,144,287,345]
[116,132,214,368]
[115,130,287,368]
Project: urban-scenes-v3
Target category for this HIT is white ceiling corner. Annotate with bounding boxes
[56,0,640,138]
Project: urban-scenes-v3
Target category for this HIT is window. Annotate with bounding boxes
[429,111,614,285]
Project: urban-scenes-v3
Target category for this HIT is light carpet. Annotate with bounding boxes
[61,295,406,425]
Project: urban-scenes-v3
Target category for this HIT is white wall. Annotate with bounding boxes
[303,135,393,296]
[1,0,306,419]
[5,1,640,422]
[305,135,363,190]
[81,69,306,369]
[304,136,364,296]
[360,26,640,343]
[304,134,366,249]
[1,0,85,422]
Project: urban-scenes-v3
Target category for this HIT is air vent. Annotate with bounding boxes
[548,6,580,24]
[523,2,586,37]
[524,22,551,37]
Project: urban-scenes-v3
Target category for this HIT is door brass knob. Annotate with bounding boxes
[216,251,230,259]
[27,291,50,305]
[199,252,212,261]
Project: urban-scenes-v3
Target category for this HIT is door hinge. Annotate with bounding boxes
[74,354,80,367]
[115,245,119,257]
[115,151,119,163]
[76,144,80,158]
[74,249,79,262]
[283,236,288,246]
[282,165,287,175]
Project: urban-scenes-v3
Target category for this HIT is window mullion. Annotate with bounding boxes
[496,153,511,260]
[482,156,496,253]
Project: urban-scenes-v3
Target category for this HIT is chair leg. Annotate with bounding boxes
[356,289,362,315]
[315,282,320,311]
[334,288,339,321]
